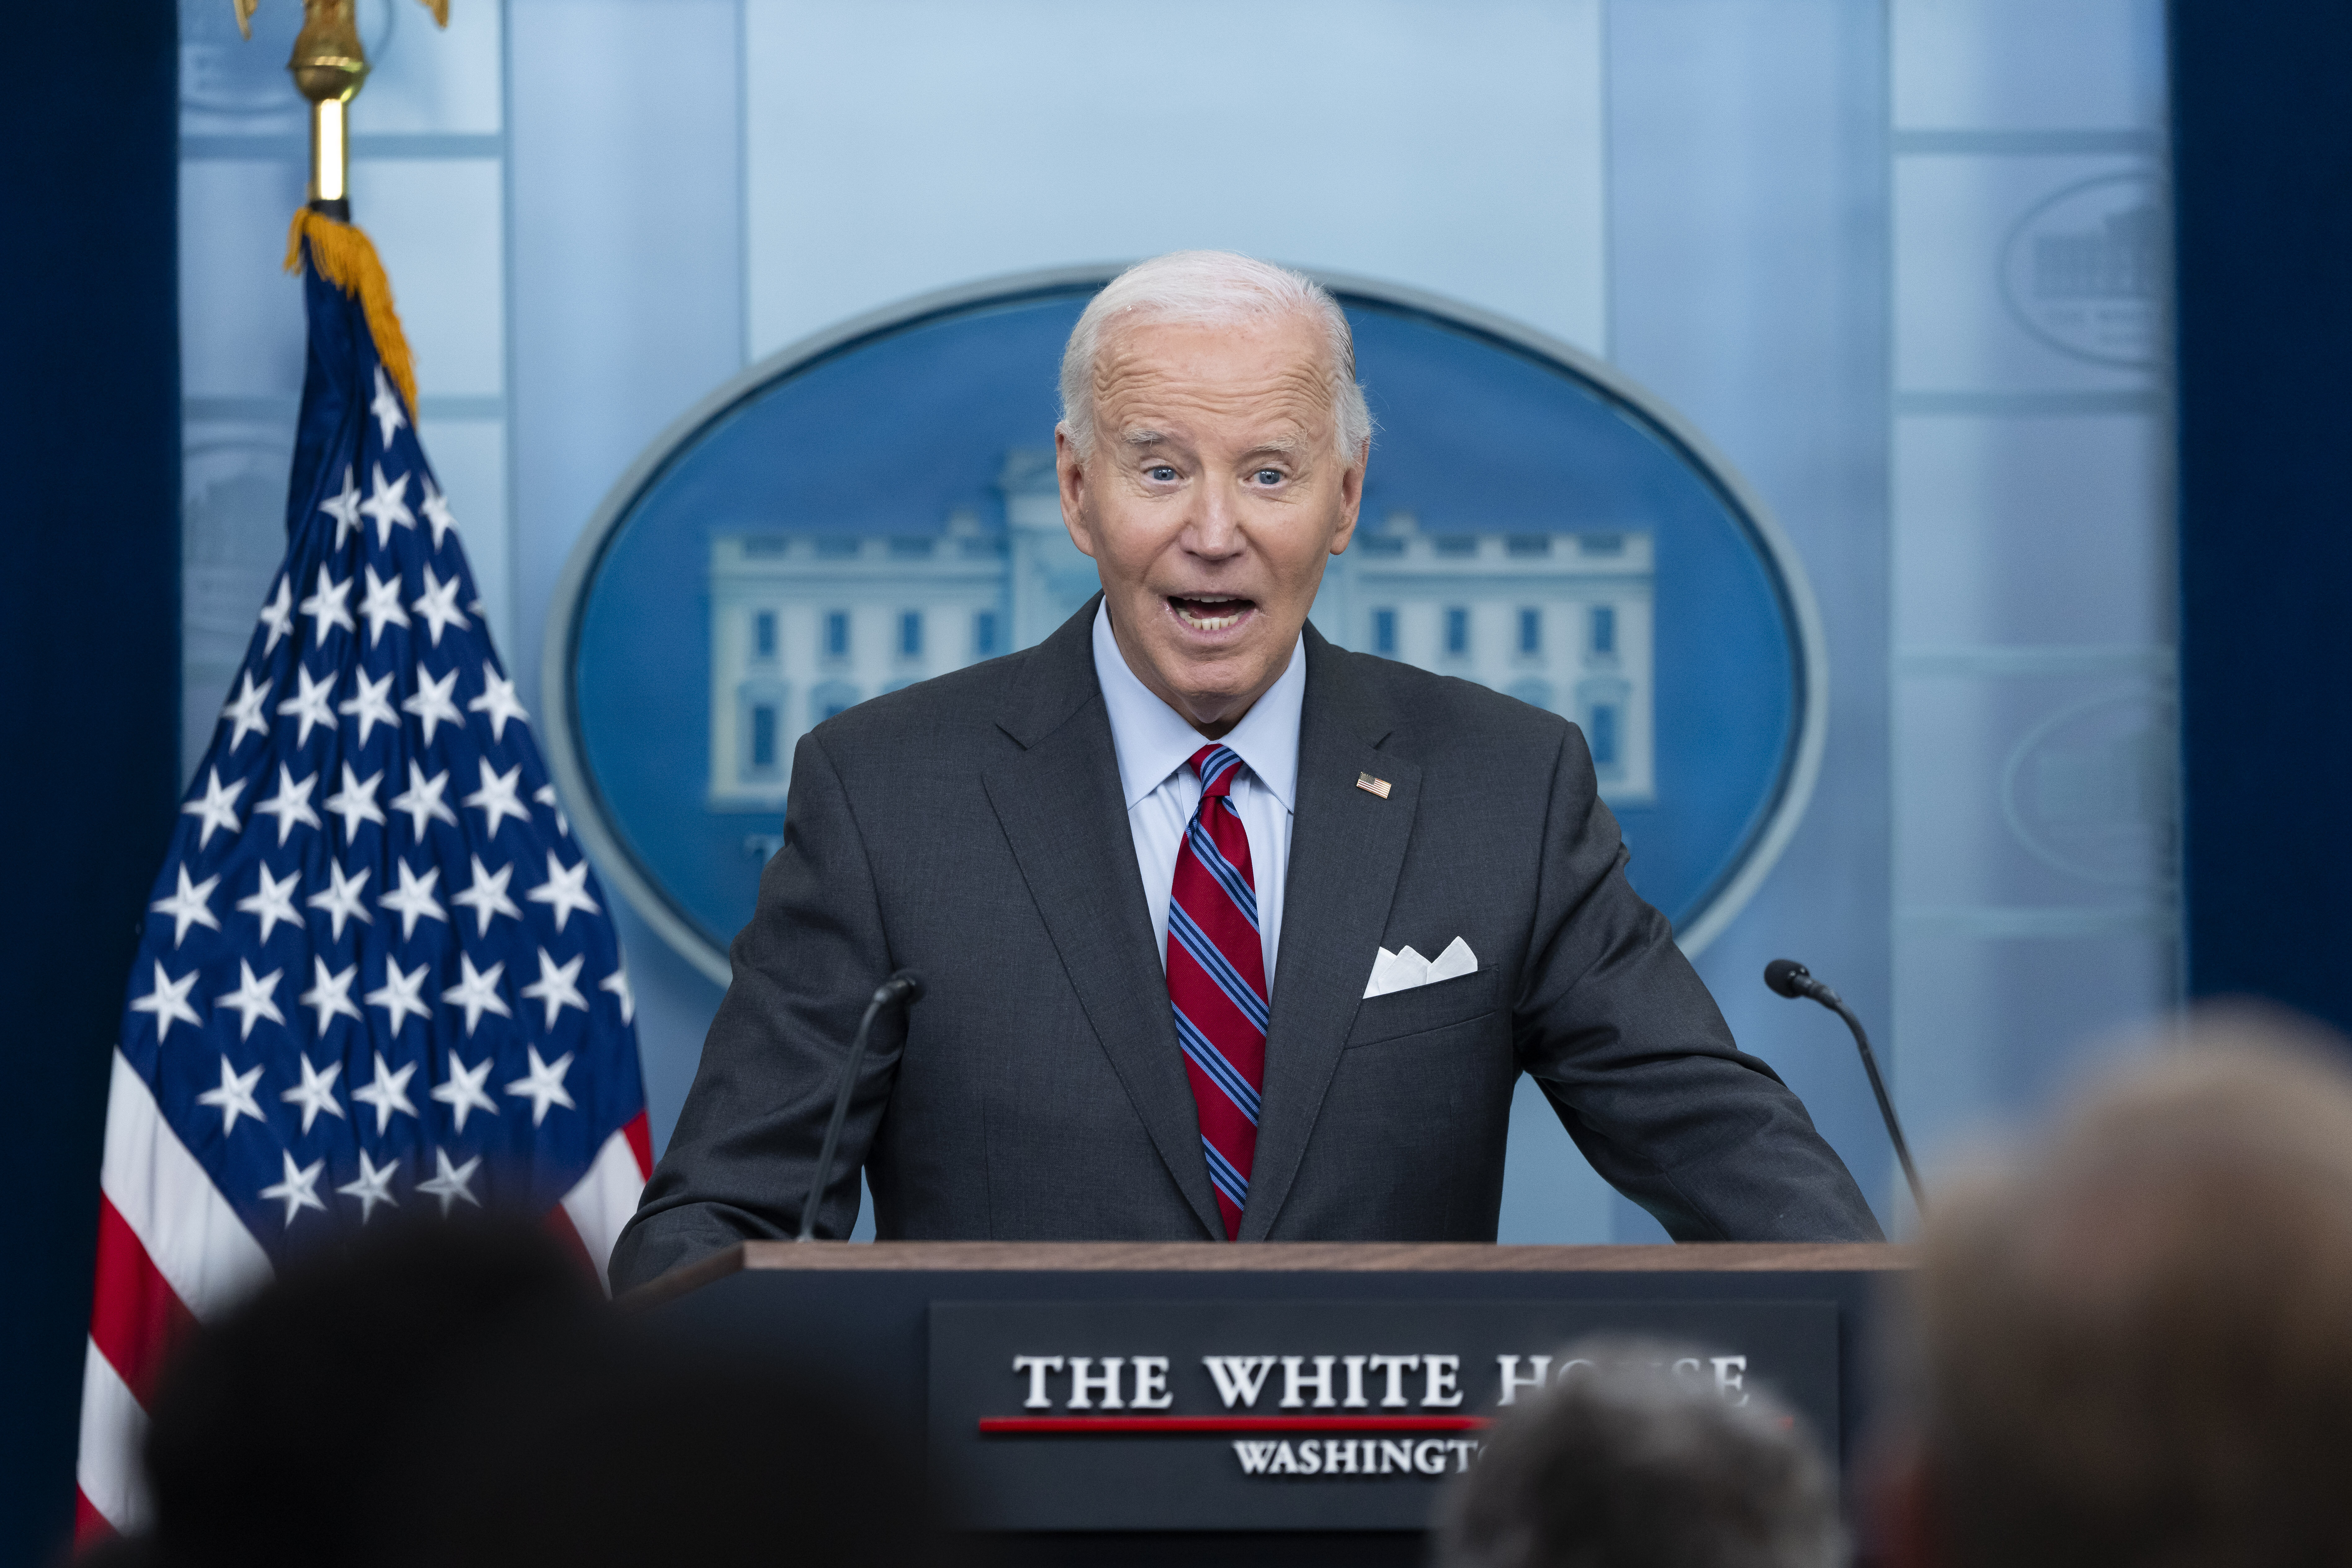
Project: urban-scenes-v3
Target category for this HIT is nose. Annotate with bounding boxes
[1183,482,1245,561]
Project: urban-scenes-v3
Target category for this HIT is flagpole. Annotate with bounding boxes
[288,2,367,219]
[231,0,452,220]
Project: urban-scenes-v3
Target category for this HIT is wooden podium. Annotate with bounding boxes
[633,1242,1908,1566]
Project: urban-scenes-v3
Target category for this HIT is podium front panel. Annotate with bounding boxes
[637,1242,1905,1565]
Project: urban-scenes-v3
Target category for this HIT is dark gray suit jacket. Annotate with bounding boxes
[610,601,1879,1288]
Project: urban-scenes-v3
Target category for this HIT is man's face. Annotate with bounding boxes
[1058,311,1365,738]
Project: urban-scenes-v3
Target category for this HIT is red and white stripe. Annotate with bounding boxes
[550,1114,653,1293]
[75,1051,272,1543]
[72,1053,651,1545]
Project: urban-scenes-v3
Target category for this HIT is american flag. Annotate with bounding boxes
[74,217,650,1541]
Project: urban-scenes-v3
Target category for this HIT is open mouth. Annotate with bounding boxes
[1168,595,1256,633]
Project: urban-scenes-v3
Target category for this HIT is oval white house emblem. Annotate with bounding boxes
[543,271,1827,983]
[1999,170,2168,370]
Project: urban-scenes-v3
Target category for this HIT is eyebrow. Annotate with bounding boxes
[1119,430,1308,458]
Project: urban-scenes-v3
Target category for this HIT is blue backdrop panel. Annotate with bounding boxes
[562,285,1812,980]
[0,2,181,1564]
[2174,0,2352,1028]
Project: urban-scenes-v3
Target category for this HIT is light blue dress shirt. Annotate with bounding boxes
[1091,601,1304,987]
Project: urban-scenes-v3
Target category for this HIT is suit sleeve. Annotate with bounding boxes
[608,731,902,1290]
[1513,723,1884,1242]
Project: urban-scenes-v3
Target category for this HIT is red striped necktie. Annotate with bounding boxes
[1165,744,1268,1240]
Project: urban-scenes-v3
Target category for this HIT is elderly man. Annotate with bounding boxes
[611,251,1875,1284]
[1874,1015,2352,1568]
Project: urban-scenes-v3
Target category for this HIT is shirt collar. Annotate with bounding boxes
[1092,600,1304,813]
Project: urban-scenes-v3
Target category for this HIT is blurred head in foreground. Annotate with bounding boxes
[136,1215,941,1568]
[1877,1008,2352,1568]
[1438,1336,1841,1568]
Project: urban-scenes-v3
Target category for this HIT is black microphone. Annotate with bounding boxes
[1763,959,1927,1215]
[795,970,925,1242]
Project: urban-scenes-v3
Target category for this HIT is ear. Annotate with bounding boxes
[1864,1433,1956,1568]
[1329,442,1367,556]
[1056,424,1099,561]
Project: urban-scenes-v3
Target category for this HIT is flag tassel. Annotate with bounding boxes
[283,208,419,416]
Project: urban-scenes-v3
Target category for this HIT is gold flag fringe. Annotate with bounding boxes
[283,209,419,419]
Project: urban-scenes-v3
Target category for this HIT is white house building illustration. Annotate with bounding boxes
[708,450,1655,812]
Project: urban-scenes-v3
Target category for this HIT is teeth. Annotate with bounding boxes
[1174,598,1247,632]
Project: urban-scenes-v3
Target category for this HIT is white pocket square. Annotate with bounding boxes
[1363,935,1478,998]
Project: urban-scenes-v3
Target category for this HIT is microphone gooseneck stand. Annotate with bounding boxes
[1763,958,1927,1215]
[796,971,925,1242]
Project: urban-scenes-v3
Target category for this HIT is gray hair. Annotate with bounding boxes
[1057,250,1373,463]
[1438,1337,1843,1568]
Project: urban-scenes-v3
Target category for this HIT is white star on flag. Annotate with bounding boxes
[410,565,469,646]
[214,959,287,1042]
[505,1046,577,1126]
[463,760,530,837]
[317,464,364,548]
[442,954,511,1036]
[338,668,399,745]
[418,1148,483,1215]
[365,959,433,1036]
[236,862,304,944]
[430,1050,500,1133]
[402,664,463,743]
[360,461,415,548]
[299,565,356,642]
[369,366,409,447]
[357,566,410,645]
[419,476,457,548]
[129,961,203,1042]
[520,946,589,1031]
[298,957,363,1033]
[257,575,294,655]
[195,1056,267,1135]
[149,864,222,947]
[337,1149,400,1222]
[526,851,601,931]
[351,1051,420,1133]
[324,764,387,842]
[390,762,458,838]
[276,663,340,748]
[450,855,521,935]
[531,783,568,836]
[305,861,374,940]
[220,671,272,751]
[467,668,529,742]
[252,765,323,846]
[380,858,449,940]
[259,1152,328,1226]
[599,964,635,1025]
[180,767,247,849]
[280,1053,347,1134]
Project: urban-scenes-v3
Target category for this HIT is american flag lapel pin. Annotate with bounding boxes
[1356,772,1392,799]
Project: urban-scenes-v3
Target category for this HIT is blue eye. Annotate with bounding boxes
[1148,465,1177,481]
[1252,469,1283,485]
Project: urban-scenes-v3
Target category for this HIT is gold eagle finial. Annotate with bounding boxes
[233,0,448,45]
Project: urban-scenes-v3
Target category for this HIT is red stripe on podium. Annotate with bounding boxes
[978,1414,1491,1434]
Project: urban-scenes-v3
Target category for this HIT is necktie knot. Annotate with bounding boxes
[1191,744,1244,802]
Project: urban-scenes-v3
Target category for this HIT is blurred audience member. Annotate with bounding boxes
[1438,1335,1842,1568]
[1875,1009,2352,1568]
[127,1215,943,1568]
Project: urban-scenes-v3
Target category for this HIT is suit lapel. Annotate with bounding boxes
[1238,629,1420,1240]
[980,600,1225,1239]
